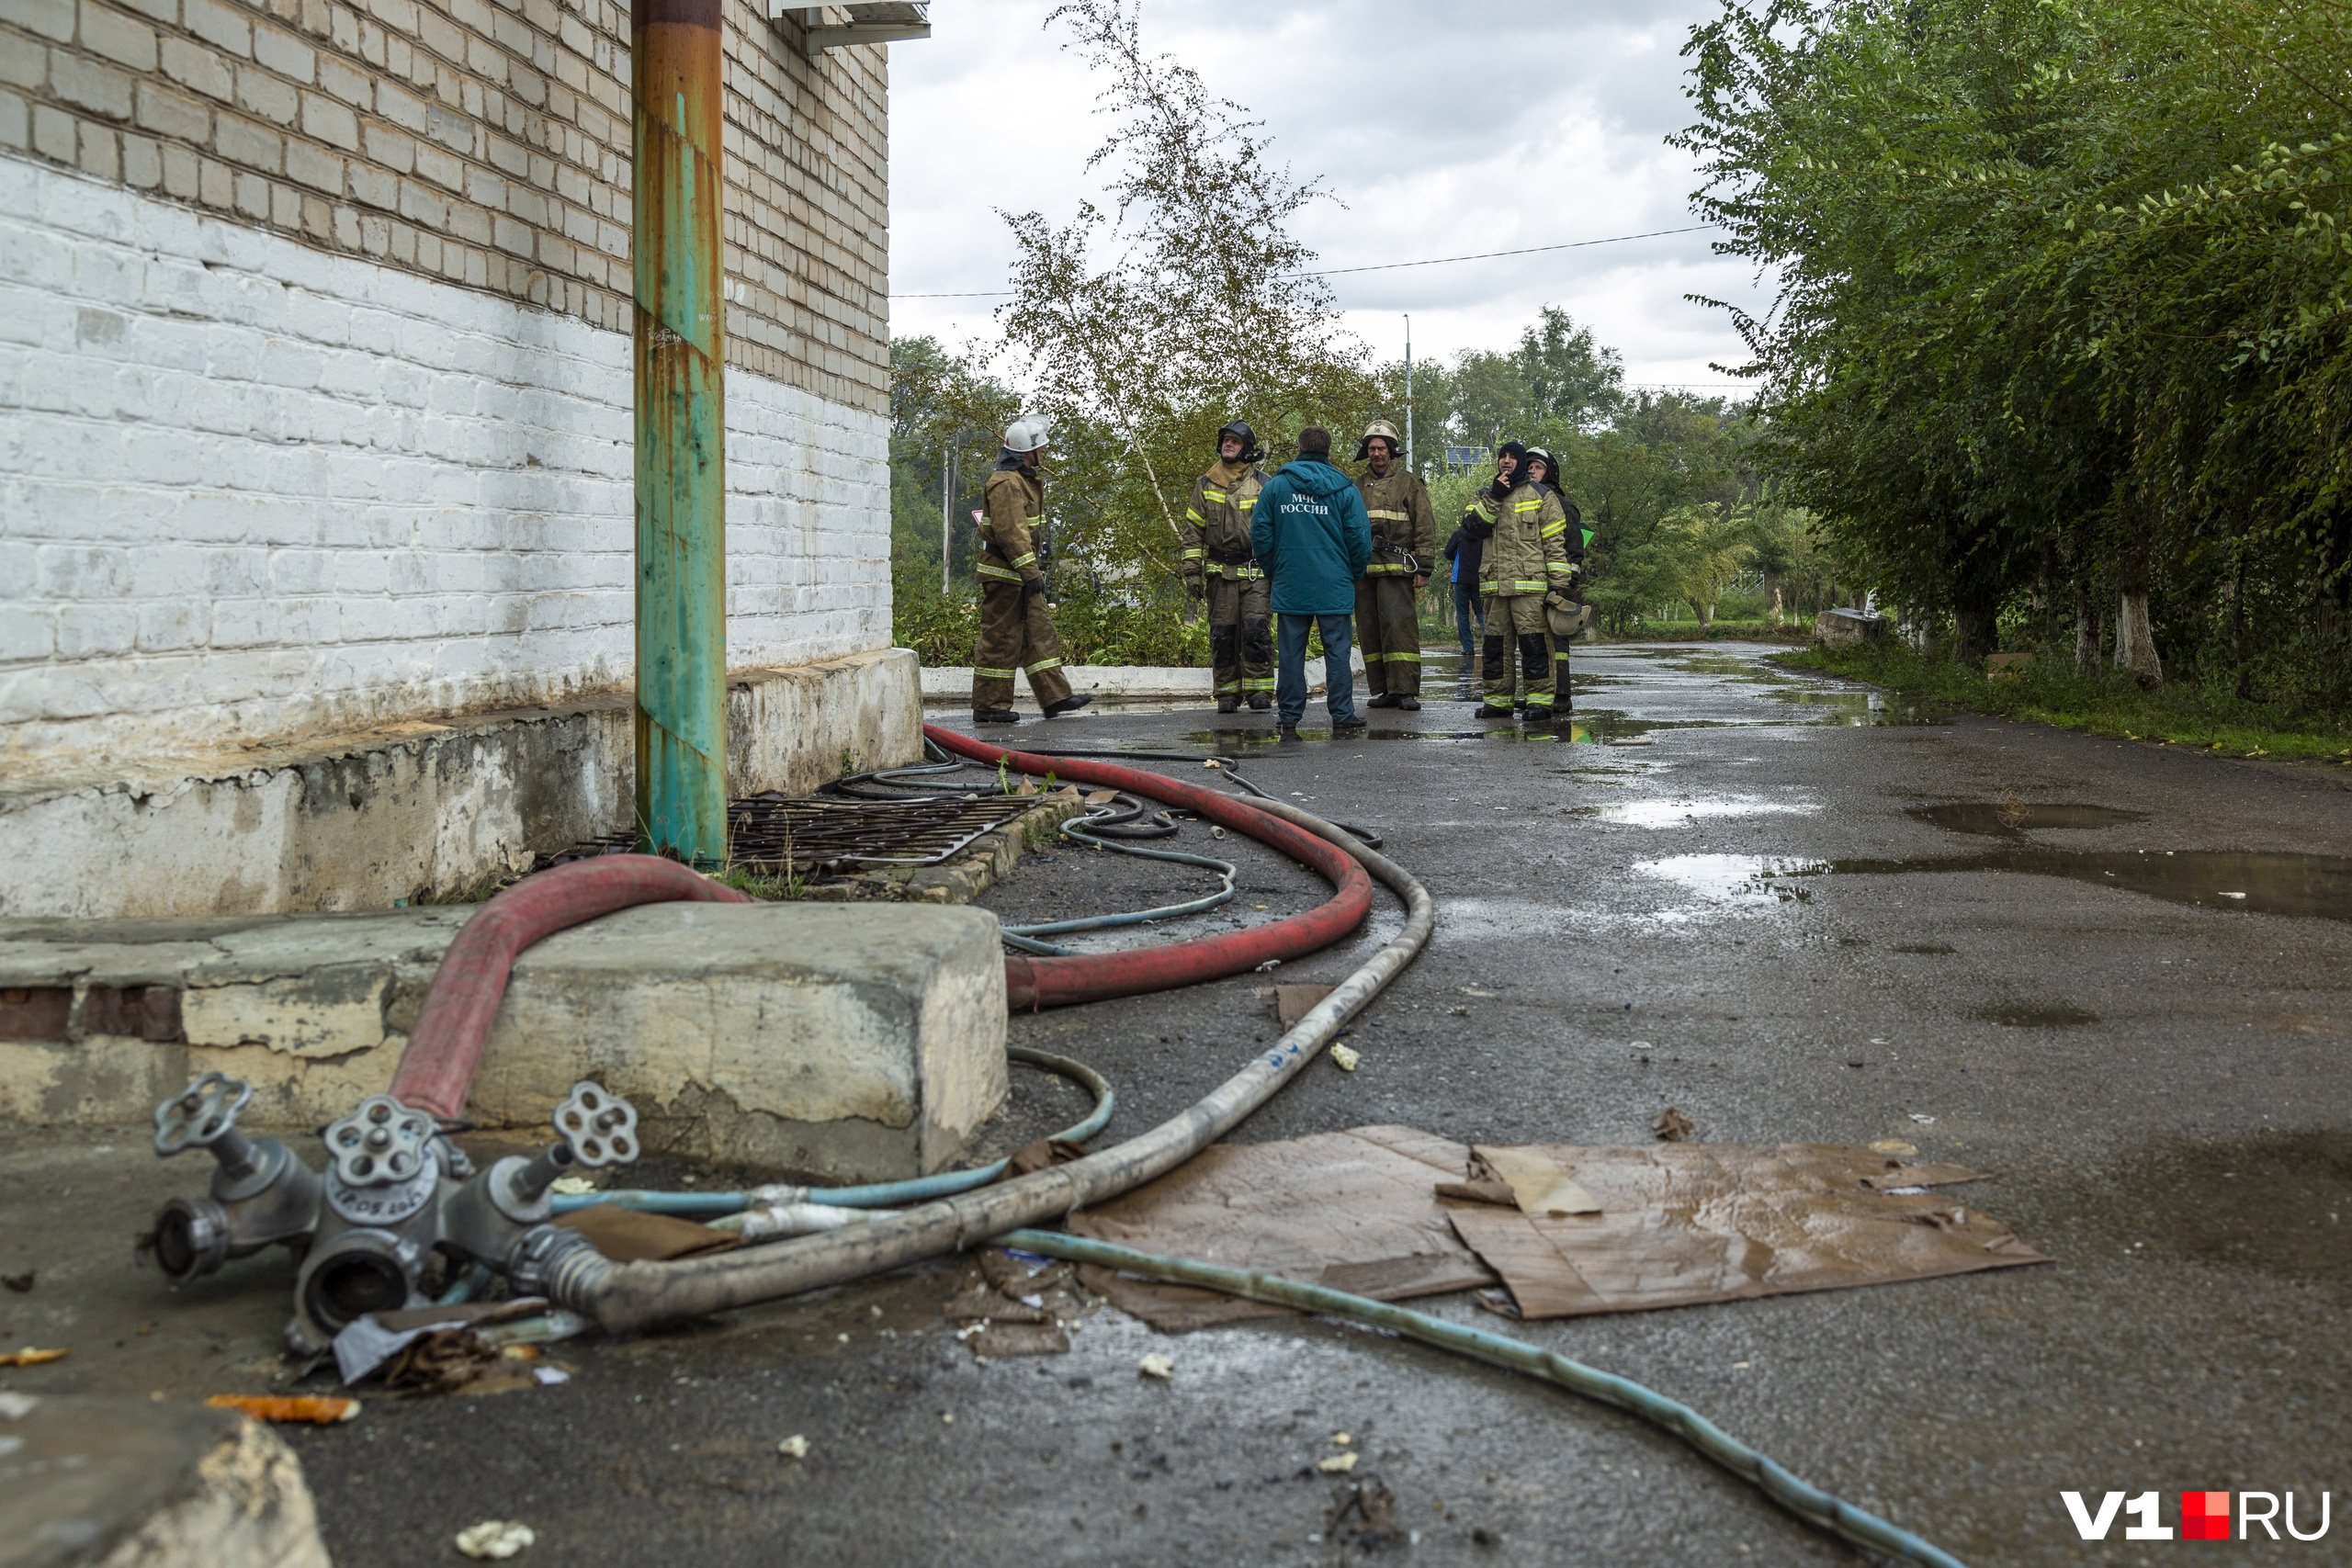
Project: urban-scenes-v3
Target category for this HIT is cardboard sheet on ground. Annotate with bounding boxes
[1067,1126,1498,1329]
[1447,1141,2046,1317]
[1070,1127,2046,1329]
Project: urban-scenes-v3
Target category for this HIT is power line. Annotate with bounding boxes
[888,223,1719,299]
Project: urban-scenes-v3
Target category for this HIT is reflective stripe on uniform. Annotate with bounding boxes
[975,666,1015,679]
[1241,677,1276,691]
[1009,551,1037,569]
[1202,489,1227,502]
[1185,508,1204,524]
[1215,678,1243,694]
[978,563,1023,581]
[1181,547,1206,560]
[1213,562,1264,580]
[1514,499,1543,513]
[1238,498,1256,510]
[1540,521,1566,539]
[1024,658,1063,674]
[1366,509,1410,522]
[1482,578,1549,593]
[1365,562,1413,574]
[1523,692,1555,707]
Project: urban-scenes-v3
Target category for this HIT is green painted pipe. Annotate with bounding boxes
[631,0,728,863]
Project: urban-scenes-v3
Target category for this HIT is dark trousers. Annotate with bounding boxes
[1453,581,1484,668]
[972,580,1073,712]
[1275,613,1356,727]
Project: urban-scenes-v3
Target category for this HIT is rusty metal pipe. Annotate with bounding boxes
[632,0,729,863]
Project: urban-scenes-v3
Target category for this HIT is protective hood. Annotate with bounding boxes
[1276,457,1356,498]
[1489,442,1529,500]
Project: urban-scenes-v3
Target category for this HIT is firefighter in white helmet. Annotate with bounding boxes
[1351,418,1437,709]
[969,414,1090,723]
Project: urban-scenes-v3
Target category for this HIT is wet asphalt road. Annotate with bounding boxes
[7,642,2351,1566]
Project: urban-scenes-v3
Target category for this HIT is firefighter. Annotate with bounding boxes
[1521,446,1588,717]
[971,414,1091,724]
[1181,420,1274,713]
[1351,418,1437,710]
[1461,441,1577,722]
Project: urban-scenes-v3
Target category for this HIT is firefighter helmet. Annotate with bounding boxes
[1002,413,1052,456]
[1354,419,1405,461]
[1523,446,1558,486]
[1216,420,1263,462]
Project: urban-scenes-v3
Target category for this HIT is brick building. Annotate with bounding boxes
[0,0,927,914]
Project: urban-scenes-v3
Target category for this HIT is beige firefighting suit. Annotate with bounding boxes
[1466,479,1578,716]
[971,460,1074,714]
[1353,465,1438,699]
[1181,458,1272,706]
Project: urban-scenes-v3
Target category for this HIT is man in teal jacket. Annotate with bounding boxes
[1250,427,1374,741]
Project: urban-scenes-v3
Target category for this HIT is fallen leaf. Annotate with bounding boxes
[1318,1451,1360,1473]
[204,1394,359,1425]
[1329,1043,1361,1072]
[1137,1353,1174,1381]
[455,1520,535,1561]
[1653,1107,1695,1143]
[0,1348,67,1367]
[1869,1139,1919,1157]
[0,1272,32,1293]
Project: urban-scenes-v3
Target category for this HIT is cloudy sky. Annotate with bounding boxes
[883,1,1771,395]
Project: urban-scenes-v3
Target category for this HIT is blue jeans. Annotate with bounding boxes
[1453,581,1484,665]
[1275,613,1356,727]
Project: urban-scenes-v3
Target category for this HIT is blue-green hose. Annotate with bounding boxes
[550,1044,1115,1216]
[1000,1228,1968,1568]
[999,820,1239,957]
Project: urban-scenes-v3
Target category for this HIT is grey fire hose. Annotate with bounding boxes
[540,795,1430,1333]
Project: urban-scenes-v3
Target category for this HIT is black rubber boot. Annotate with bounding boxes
[1477,704,1514,720]
[974,709,1022,725]
[1332,714,1368,733]
[1367,693,1399,708]
[1396,696,1420,712]
[1216,695,1240,715]
[1278,724,1303,744]
[1248,695,1272,712]
[1041,693,1093,718]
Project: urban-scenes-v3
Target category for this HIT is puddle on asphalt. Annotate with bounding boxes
[2099,1131,2352,1281]
[1577,796,1821,829]
[1910,803,2149,835]
[1967,1002,2102,1028]
[1761,689,1946,725]
[1637,849,2352,921]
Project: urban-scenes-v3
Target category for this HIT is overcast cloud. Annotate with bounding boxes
[884,1,1770,395]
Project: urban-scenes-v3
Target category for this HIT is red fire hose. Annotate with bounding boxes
[389,728,1371,1115]
[923,726,1373,1010]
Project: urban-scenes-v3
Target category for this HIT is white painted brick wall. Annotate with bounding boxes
[0,152,890,782]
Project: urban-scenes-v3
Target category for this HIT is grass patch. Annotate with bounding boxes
[1780,643,2352,764]
[1609,617,1811,643]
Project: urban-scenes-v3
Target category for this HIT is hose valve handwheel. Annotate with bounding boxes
[323,1094,436,1188]
[153,1071,255,1165]
[552,1081,639,1168]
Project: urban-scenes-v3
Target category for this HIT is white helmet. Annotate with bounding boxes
[1002,413,1051,455]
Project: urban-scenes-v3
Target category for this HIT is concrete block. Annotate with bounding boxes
[0,1395,331,1568]
[0,899,1008,1180]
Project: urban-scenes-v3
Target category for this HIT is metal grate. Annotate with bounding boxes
[536,791,1046,879]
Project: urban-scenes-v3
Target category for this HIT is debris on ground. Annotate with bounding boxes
[1067,1127,1498,1330]
[1317,1450,1359,1473]
[1653,1106,1696,1142]
[1329,1043,1362,1072]
[1069,1125,2046,1326]
[778,1435,809,1460]
[1443,1141,2045,1320]
[944,1248,1098,1358]
[1254,983,1336,1027]
[1006,1138,1089,1177]
[1137,1353,1174,1380]
[0,1348,67,1367]
[331,1297,556,1385]
[1909,1113,1939,1125]
[1329,1477,1401,1551]
[384,1330,505,1394]
[553,1204,739,1262]
[454,1520,536,1560]
[548,1175,599,1196]
[203,1394,359,1424]
[1,1271,32,1292]
[1868,1139,1919,1157]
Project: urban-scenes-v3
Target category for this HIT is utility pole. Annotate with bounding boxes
[1403,314,1413,473]
[630,0,728,864]
[940,444,950,596]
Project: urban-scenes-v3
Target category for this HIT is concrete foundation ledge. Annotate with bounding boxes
[919,653,1367,708]
[0,1394,331,1568]
[0,648,921,920]
[0,901,1008,1182]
